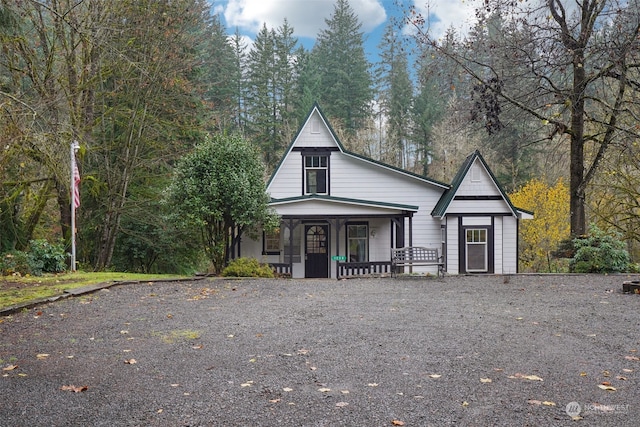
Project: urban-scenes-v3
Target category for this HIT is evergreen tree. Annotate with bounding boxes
[293,47,321,124]
[313,0,373,134]
[202,15,238,131]
[245,21,299,171]
[230,28,248,131]
[375,22,413,168]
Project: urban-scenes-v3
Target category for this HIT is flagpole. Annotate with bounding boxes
[70,141,80,272]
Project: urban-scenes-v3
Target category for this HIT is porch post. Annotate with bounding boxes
[288,218,294,276]
[408,214,413,246]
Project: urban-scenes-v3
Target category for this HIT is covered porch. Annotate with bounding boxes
[265,195,419,279]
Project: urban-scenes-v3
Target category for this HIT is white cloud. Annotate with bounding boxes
[409,0,478,40]
[220,0,386,38]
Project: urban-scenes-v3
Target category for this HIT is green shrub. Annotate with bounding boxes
[0,250,32,276]
[569,224,630,273]
[222,257,274,278]
[27,239,67,275]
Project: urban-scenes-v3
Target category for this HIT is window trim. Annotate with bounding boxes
[263,228,281,255]
[346,222,369,263]
[301,151,330,195]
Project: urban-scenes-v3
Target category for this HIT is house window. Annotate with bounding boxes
[264,228,280,255]
[283,225,302,263]
[304,155,328,194]
[347,223,368,262]
[466,228,487,272]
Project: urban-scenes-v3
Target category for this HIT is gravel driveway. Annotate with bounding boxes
[1,274,639,426]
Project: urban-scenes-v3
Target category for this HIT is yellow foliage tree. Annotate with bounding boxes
[509,179,570,272]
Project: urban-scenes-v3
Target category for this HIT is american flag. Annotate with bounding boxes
[72,154,80,208]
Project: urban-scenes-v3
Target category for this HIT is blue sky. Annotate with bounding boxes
[210,0,477,63]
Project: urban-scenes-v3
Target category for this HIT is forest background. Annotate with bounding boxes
[0,0,638,274]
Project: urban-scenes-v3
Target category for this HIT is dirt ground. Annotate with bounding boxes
[1,274,639,426]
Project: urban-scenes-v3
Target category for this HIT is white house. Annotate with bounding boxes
[240,103,533,278]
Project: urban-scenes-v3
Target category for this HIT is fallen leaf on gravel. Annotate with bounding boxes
[428,374,441,379]
[542,401,556,406]
[120,330,129,335]
[269,399,281,403]
[624,355,639,361]
[602,370,610,377]
[241,381,253,387]
[157,409,163,413]
[192,345,203,349]
[617,376,628,380]
[391,421,404,426]
[527,399,542,405]
[297,348,310,355]
[480,378,492,383]
[283,387,293,392]
[124,359,137,364]
[508,373,543,381]
[580,372,587,376]
[571,415,583,421]
[462,401,469,407]
[335,402,349,407]
[623,368,633,373]
[61,385,88,393]
[367,383,379,387]
[318,387,331,392]
[36,354,49,360]
[341,390,350,394]
[597,384,616,391]
[2,365,18,371]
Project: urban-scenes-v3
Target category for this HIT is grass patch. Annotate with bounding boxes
[154,329,201,344]
[0,272,187,310]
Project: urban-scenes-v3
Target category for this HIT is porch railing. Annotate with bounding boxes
[269,263,291,277]
[337,261,392,279]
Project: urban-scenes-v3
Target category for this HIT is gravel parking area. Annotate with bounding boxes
[1,274,639,426]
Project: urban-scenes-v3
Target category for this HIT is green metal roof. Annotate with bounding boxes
[267,102,449,189]
[270,194,419,212]
[431,150,532,218]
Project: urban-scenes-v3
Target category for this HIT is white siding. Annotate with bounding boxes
[268,154,303,199]
[295,112,337,148]
[494,216,503,274]
[502,215,518,274]
[457,160,501,196]
[446,216,459,275]
[449,199,511,214]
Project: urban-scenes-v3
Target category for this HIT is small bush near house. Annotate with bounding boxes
[569,225,630,273]
[222,258,274,278]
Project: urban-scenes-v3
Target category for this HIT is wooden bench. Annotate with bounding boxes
[391,247,444,278]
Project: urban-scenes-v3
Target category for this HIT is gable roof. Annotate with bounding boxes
[431,150,533,219]
[267,102,449,190]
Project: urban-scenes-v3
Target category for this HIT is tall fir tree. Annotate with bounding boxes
[374,22,413,169]
[245,21,299,171]
[313,0,373,134]
[201,15,238,132]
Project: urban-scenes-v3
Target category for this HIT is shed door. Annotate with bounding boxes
[305,225,329,278]
[466,228,488,272]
